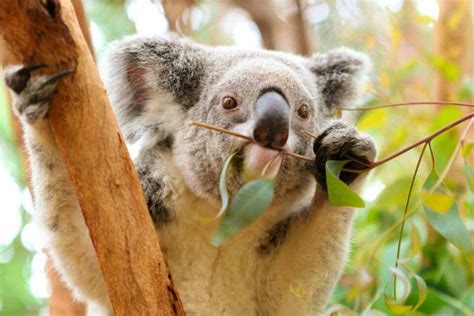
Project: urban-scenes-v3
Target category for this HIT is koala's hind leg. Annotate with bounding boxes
[4,65,112,313]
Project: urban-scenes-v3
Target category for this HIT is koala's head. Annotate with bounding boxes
[103,36,370,205]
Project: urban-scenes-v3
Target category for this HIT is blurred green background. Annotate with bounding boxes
[0,0,473,315]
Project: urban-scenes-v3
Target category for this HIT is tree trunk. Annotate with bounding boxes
[232,0,310,54]
[162,0,194,36]
[0,1,185,315]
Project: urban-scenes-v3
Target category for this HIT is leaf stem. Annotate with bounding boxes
[393,142,428,300]
[428,118,473,193]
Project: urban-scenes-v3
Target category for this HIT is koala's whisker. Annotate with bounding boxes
[190,120,315,163]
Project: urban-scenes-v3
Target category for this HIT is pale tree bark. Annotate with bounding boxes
[162,0,194,36]
[232,0,311,55]
[435,0,472,102]
[284,0,310,55]
[0,1,185,315]
[232,0,278,50]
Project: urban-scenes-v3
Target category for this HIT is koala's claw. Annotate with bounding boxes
[312,121,376,189]
[4,64,73,124]
[4,63,47,93]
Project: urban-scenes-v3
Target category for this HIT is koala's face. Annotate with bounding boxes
[173,48,369,204]
[177,57,324,202]
[104,37,369,205]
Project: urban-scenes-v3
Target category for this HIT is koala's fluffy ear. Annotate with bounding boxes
[307,48,371,112]
[101,35,205,139]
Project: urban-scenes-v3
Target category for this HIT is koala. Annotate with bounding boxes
[4,35,376,315]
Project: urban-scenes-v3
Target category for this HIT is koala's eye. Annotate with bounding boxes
[297,104,310,119]
[222,96,238,110]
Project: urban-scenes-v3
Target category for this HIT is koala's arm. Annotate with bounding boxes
[265,123,375,315]
[3,66,112,312]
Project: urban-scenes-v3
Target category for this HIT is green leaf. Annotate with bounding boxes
[422,170,473,252]
[465,161,474,192]
[217,152,237,219]
[326,160,365,208]
[384,265,427,313]
[384,267,412,313]
[212,179,274,246]
[412,273,428,311]
[420,192,455,214]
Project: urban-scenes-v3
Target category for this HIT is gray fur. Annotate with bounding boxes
[4,66,56,124]
[137,167,173,226]
[308,48,371,111]
[5,35,376,315]
[312,121,376,188]
[102,36,206,142]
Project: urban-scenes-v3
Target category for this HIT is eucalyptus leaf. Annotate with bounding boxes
[212,179,274,246]
[384,267,412,313]
[326,160,365,208]
[412,273,428,311]
[462,141,474,158]
[420,192,455,214]
[422,170,473,252]
[217,152,237,219]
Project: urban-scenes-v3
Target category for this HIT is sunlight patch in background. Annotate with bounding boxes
[127,0,169,36]
[29,253,50,299]
[0,166,22,247]
[415,0,439,20]
[220,10,262,49]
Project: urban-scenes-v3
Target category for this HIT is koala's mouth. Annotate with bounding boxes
[241,143,284,180]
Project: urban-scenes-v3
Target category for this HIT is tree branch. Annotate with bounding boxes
[371,112,474,168]
[190,111,474,171]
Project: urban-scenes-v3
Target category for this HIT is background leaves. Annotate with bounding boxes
[0,0,472,315]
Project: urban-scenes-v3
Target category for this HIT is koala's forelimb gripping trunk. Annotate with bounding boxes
[0,1,184,315]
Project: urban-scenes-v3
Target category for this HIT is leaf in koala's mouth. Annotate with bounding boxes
[326,160,365,208]
[216,151,237,219]
[243,144,283,181]
[212,178,275,246]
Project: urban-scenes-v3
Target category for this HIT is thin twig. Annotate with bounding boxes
[429,117,473,193]
[371,113,474,168]
[285,151,313,162]
[189,120,253,142]
[393,142,428,299]
[341,101,474,111]
[190,120,314,162]
[190,112,474,170]
[303,130,318,139]
[460,117,474,149]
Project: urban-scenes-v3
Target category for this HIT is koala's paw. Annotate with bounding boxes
[3,64,73,125]
[312,121,376,189]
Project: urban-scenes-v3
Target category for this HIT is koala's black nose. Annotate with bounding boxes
[253,90,290,149]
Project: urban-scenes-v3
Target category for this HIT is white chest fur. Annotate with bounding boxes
[158,193,262,315]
